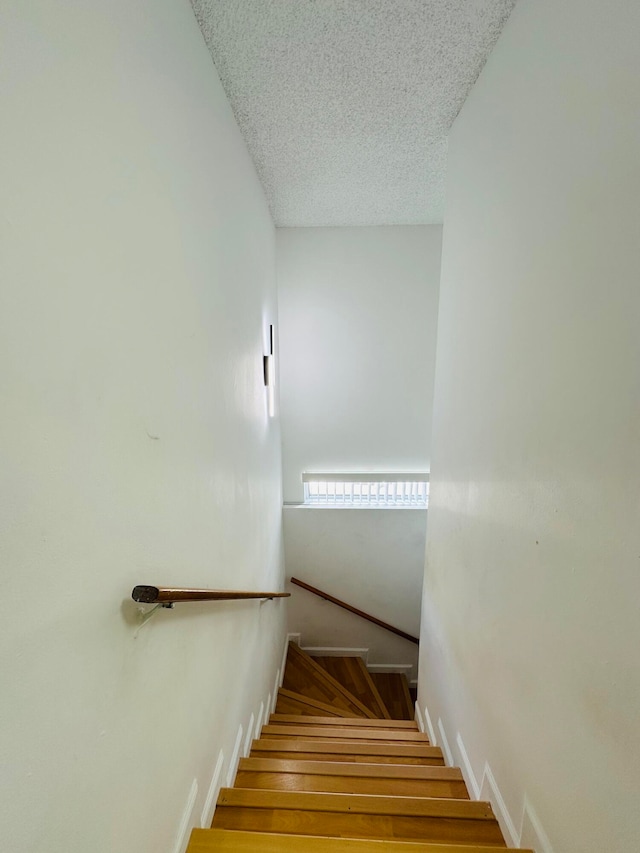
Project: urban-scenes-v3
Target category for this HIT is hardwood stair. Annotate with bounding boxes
[311,655,391,719]
[281,642,376,718]
[260,723,429,743]
[187,642,530,852]
[269,714,419,729]
[190,829,523,852]
[274,687,358,718]
[249,736,446,766]
[369,672,414,721]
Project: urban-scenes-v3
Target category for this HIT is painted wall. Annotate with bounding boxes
[277,226,442,503]
[0,2,286,852]
[284,507,424,679]
[418,1,640,852]
[277,226,439,667]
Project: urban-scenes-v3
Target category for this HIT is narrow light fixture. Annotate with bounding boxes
[263,324,275,417]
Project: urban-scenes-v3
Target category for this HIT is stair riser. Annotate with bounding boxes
[212,808,505,846]
[275,690,358,718]
[269,714,418,729]
[251,750,444,765]
[234,772,469,798]
[261,725,429,743]
[190,829,530,852]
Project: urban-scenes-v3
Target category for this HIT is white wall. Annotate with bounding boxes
[0,3,285,852]
[277,226,442,503]
[419,1,640,852]
[284,507,424,678]
[277,226,439,667]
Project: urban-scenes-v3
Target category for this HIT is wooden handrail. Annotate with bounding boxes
[290,577,419,645]
[131,586,290,604]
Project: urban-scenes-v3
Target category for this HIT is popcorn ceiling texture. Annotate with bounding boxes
[191,0,516,226]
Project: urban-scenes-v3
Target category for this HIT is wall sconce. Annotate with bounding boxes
[263,324,275,417]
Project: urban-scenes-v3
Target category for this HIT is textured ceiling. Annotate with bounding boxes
[191,0,516,226]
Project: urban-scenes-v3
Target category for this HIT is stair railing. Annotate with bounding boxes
[131,585,290,608]
[290,576,419,644]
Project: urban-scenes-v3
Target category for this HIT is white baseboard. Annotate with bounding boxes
[254,701,265,739]
[199,652,290,833]
[437,718,454,766]
[367,663,413,674]
[301,646,369,662]
[243,714,255,758]
[455,731,480,799]
[414,703,425,733]
[480,762,519,848]
[200,750,224,829]
[520,796,555,853]
[422,701,437,747]
[428,708,555,852]
[225,723,244,788]
[172,777,198,853]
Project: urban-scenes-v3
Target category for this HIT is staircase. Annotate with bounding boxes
[187,642,530,852]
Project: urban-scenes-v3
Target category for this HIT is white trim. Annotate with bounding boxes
[271,670,280,713]
[200,750,224,829]
[520,796,555,853]
[243,714,255,757]
[303,472,429,483]
[281,632,299,682]
[171,778,198,853]
[225,724,244,788]
[301,646,369,662]
[480,762,519,848]
[437,718,454,766]
[414,703,425,733]
[455,732,480,799]
[367,663,413,674]
[421,704,553,849]
[265,693,272,725]
[422,702,437,747]
[283,502,426,510]
[254,701,265,740]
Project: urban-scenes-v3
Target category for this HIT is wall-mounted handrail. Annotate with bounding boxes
[131,585,290,605]
[290,576,419,645]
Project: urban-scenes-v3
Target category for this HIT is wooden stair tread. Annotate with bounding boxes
[370,673,414,721]
[238,757,463,780]
[239,757,462,780]
[233,773,467,799]
[312,656,391,719]
[261,724,429,743]
[235,758,468,798]
[189,828,531,852]
[217,788,493,818]
[270,714,418,729]
[283,643,376,719]
[250,737,445,765]
[275,688,359,718]
[213,789,505,846]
